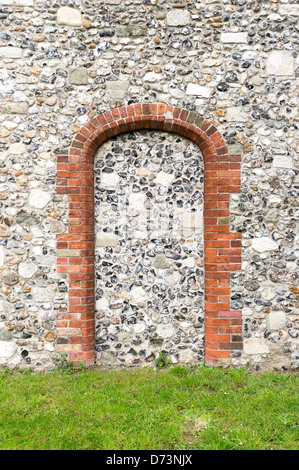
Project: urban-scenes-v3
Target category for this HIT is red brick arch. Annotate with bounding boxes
[56,103,242,367]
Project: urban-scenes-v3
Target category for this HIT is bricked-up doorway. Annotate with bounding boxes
[94,130,206,367]
[56,104,242,367]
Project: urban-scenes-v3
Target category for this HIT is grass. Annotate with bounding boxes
[0,364,298,450]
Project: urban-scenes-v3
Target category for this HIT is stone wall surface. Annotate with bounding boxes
[94,131,205,367]
[0,0,298,371]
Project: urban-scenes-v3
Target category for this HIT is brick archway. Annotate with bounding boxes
[56,103,242,367]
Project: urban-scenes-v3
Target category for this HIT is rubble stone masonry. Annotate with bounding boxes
[0,0,298,371]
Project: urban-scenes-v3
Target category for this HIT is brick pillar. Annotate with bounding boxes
[56,151,95,365]
[203,151,242,366]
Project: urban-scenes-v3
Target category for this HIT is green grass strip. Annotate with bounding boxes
[0,365,298,450]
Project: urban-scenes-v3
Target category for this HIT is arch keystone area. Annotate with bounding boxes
[56,103,242,367]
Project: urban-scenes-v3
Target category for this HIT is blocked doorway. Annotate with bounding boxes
[94,130,205,367]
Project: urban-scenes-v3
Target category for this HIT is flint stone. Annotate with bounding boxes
[179,349,194,364]
[96,297,109,310]
[32,287,54,302]
[153,254,170,270]
[279,5,299,16]
[0,328,11,341]
[133,323,145,334]
[115,25,129,37]
[226,107,247,122]
[267,311,286,331]
[29,189,51,209]
[101,172,119,190]
[244,280,260,291]
[0,47,22,58]
[16,216,40,225]
[0,0,33,4]
[99,351,119,367]
[186,83,211,98]
[227,144,243,155]
[181,211,203,229]
[144,72,163,83]
[182,258,195,268]
[0,102,29,114]
[69,68,88,85]
[56,7,83,27]
[169,87,184,99]
[252,237,278,253]
[128,24,147,37]
[156,323,175,339]
[243,338,269,355]
[18,262,38,279]
[130,286,147,305]
[49,220,65,233]
[45,96,57,106]
[261,287,276,301]
[129,193,145,210]
[8,143,26,155]
[44,331,57,342]
[266,51,294,76]
[0,341,17,359]
[221,32,248,43]
[96,232,118,247]
[106,81,129,99]
[0,246,4,266]
[117,332,133,343]
[167,9,191,26]
[272,155,293,169]
[4,274,18,286]
[154,171,174,186]
[264,209,279,223]
[38,253,54,266]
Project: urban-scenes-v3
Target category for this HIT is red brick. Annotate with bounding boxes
[205,350,230,358]
[206,333,230,343]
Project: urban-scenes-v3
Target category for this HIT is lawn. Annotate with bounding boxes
[0,364,298,450]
